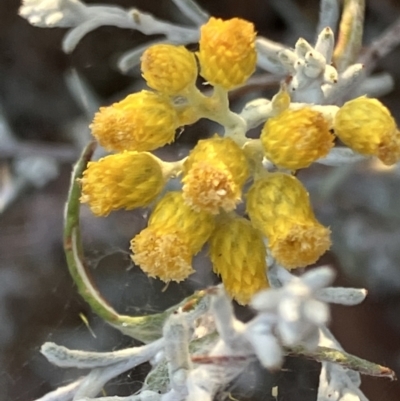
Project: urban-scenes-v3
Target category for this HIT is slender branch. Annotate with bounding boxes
[185,335,396,380]
[286,345,396,380]
[359,16,400,74]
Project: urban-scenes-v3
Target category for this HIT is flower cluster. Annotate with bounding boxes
[19,1,400,400]
[79,15,400,305]
[80,17,269,305]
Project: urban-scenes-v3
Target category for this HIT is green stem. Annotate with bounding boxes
[286,345,396,380]
[63,142,207,343]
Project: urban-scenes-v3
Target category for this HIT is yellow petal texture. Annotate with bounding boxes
[334,96,400,165]
[261,108,335,170]
[209,215,269,305]
[148,191,215,253]
[91,90,178,152]
[131,226,194,282]
[176,105,200,127]
[141,44,197,95]
[246,173,331,269]
[182,136,250,214]
[198,17,257,90]
[131,191,215,282]
[80,151,165,216]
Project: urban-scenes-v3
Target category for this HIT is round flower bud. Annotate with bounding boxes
[261,108,334,170]
[246,173,331,269]
[198,17,257,90]
[209,215,269,305]
[91,90,178,152]
[80,151,165,216]
[182,136,249,214]
[334,96,400,165]
[141,44,197,95]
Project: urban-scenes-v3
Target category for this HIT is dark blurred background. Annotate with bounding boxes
[2,0,400,400]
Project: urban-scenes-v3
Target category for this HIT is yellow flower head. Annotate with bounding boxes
[131,225,194,282]
[80,151,165,216]
[182,136,249,214]
[198,17,257,90]
[141,44,197,96]
[334,96,400,165]
[91,90,178,152]
[261,108,335,170]
[209,214,269,305]
[131,191,215,282]
[148,191,215,253]
[246,173,331,269]
[268,221,331,269]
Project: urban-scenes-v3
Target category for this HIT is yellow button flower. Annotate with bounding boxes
[261,108,335,170]
[80,151,165,216]
[91,90,179,152]
[141,44,197,96]
[198,17,257,90]
[334,96,400,165]
[182,136,249,214]
[209,214,269,305]
[131,225,194,282]
[131,192,215,282]
[247,173,331,269]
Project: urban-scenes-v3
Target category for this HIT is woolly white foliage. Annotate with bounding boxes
[36,266,369,401]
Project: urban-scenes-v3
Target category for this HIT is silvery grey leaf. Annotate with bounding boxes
[19,0,87,28]
[278,319,304,346]
[248,331,283,369]
[316,287,367,305]
[250,289,281,311]
[354,72,394,98]
[240,98,272,129]
[301,266,335,290]
[14,156,59,188]
[278,297,301,322]
[294,37,313,58]
[33,377,84,401]
[170,0,209,25]
[323,63,365,103]
[316,0,339,38]
[62,15,134,53]
[315,26,335,63]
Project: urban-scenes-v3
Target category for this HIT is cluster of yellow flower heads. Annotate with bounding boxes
[80,16,400,305]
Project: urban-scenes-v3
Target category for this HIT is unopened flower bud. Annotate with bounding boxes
[247,173,331,269]
[141,44,197,95]
[261,108,334,170]
[334,96,400,165]
[198,17,257,90]
[209,215,269,305]
[80,151,165,216]
[91,90,179,152]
